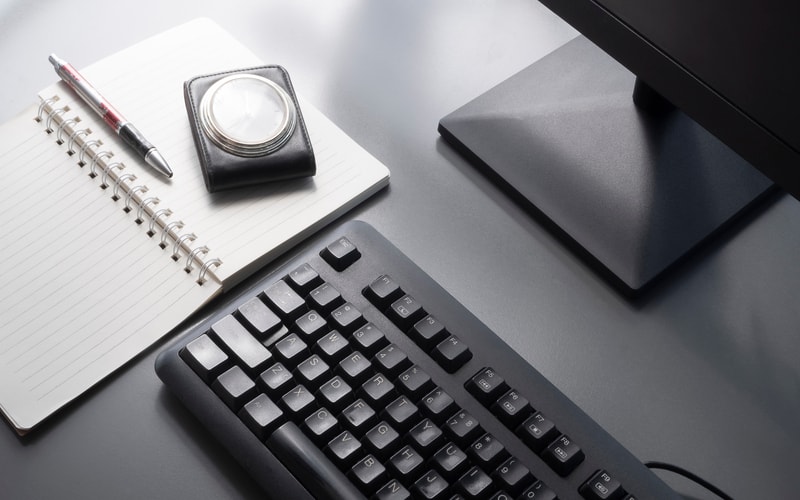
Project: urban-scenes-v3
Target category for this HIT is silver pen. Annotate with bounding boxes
[48,53,173,178]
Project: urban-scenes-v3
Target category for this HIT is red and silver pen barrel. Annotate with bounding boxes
[48,53,173,178]
[48,54,124,132]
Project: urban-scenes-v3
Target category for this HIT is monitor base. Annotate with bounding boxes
[439,36,775,295]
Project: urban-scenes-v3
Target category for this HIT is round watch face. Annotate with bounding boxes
[199,74,296,157]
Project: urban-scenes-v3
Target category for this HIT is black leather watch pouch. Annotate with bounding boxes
[184,65,315,193]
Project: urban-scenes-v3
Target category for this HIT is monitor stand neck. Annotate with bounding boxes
[632,78,675,115]
[439,36,775,295]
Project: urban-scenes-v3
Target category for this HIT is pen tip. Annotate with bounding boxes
[145,150,174,178]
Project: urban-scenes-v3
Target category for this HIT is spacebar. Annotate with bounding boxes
[266,422,366,500]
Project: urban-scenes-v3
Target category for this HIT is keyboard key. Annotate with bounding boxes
[325,430,363,468]
[466,367,509,405]
[180,334,229,383]
[263,279,307,319]
[286,263,323,295]
[432,442,469,480]
[408,418,445,453]
[374,343,412,377]
[421,387,457,423]
[388,445,425,481]
[273,332,309,364]
[445,410,483,446]
[432,334,472,373]
[295,310,329,340]
[521,481,558,499]
[280,385,317,418]
[341,398,377,433]
[351,323,389,356]
[236,297,282,339]
[397,365,434,399]
[580,469,626,500]
[360,373,397,407]
[258,362,295,395]
[315,330,351,363]
[469,433,509,469]
[387,294,427,330]
[363,274,404,308]
[517,412,559,453]
[374,479,411,500]
[412,469,449,499]
[542,434,585,476]
[329,302,366,335]
[338,351,373,384]
[308,282,345,315]
[303,407,341,444]
[266,422,364,500]
[409,314,448,349]
[348,454,387,495]
[457,466,494,499]
[316,375,354,412]
[492,457,534,496]
[211,365,257,410]
[210,315,272,373]
[382,395,419,432]
[238,393,284,441]
[321,236,361,271]
[294,354,331,386]
[365,421,401,460]
[492,390,532,428]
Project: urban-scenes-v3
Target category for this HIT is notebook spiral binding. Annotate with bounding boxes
[35,95,222,285]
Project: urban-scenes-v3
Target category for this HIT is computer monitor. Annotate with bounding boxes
[439,1,799,294]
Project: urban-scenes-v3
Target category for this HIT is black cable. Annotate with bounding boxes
[645,461,733,500]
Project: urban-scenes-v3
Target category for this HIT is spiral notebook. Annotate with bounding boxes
[0,18,389,434]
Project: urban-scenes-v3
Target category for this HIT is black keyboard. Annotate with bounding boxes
[155,221,679,500]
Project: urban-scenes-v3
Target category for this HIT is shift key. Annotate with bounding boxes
[210,315,272,373]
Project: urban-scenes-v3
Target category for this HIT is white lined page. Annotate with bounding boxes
[0,109,219,432]
[0,19,388,433]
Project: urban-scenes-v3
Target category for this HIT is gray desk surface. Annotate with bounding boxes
[1,1,797,498]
